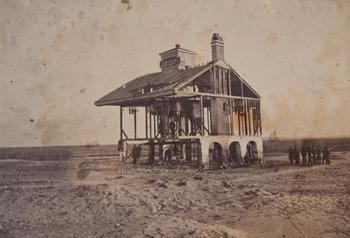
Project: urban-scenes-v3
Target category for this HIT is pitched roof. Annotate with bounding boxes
[95,60,261,106]
[95,63,212,106]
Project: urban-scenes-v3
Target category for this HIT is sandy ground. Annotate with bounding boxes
[0,152,349,238]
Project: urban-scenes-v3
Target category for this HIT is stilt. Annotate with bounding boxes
[149,140,155,164]
[159,141,164,162]
[120,107,123,140]
[134,107,137,139]
[145,106,148,138]
[185,141,191,161]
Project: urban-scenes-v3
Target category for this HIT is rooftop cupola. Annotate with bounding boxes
[159,44,197,72]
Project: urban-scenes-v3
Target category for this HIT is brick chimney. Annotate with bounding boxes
[211,33,224,62]
[159,44,197,72]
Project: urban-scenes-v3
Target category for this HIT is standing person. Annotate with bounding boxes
[148,139,155,164]
[118,140,124,161]
[301,145,307,165]
[307,146,312,166]
[323,146,330,164]
[316,146,321,165]
[173,144,180,162]
[294,146,300,165]
[118,140,128,162]
[169,121,176,138]
[311,145,316,165]
[131,144,139,164]
[322,145,326,164]
[158,118,165,138]
[321,146,327,164]
[164,145,173,166]
[288,146,294,165]
[137,144,142,162]
[243,153,250,167]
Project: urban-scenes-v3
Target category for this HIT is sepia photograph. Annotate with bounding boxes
[0,0,349,237]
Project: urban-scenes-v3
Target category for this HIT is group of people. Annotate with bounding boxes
[117,140,142,164]
[288,144,331,166]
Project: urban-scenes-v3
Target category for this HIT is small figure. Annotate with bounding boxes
[316,146,321,165]
[148,139,155,164]
[288,146,294,165]
[294,146,300,165]
[118,140,127,162]
[301,145,307,165]
[307,146,312,166]
[169,121,176,138]
[243,153,250,167]
[131,144,140,164]
[323,146,330,164]
[137,144,142,160]
[173,144,180,161]
[164,146,174,166]
[311,145,316,165]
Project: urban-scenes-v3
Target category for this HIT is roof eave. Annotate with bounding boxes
[94,89,176,106]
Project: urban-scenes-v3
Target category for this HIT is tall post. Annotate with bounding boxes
[186,140,192,161]
[120,106,123,140]
[257,101,260,135]
[252,101,256,135]
[238,109,241,135]
[200,96,204,135]
[154,114,157,137]
[259,101,262,135]
[256,101,259,135]
[149,108,152,138]
[179,114,183,136]
[134,107,137,139]
[254,100,258,135]
[149,139,155,164]
[210,68,213,93]
[159,141,164,162]
[228,70,232,96]
[207,107,210,135]
[145,106,148,138]
[157,114,160,137]
[240,81,246,135]
[228,70,232,135]
[247,100,251,135]
[243,100,248,135]
[229,98,232,135]
[185,116,189,136]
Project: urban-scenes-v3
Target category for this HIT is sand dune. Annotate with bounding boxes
[0,151,349,237]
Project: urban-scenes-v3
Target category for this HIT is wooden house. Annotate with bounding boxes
[95,33,263,167]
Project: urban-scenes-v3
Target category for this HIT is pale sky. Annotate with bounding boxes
[1,0,349,147]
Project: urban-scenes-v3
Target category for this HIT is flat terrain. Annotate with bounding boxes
[0,152,349,238]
